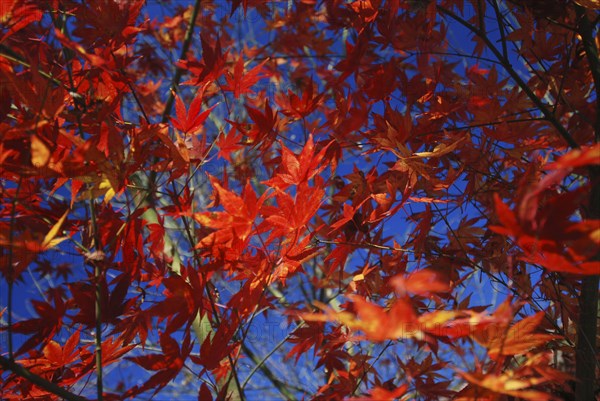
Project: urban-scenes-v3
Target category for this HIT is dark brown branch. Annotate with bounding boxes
[490,0,508,60]
[0,356,88,401]
[437,5,580,149]
[160,0,203,124]
[575,6,600,143]
[574,7,600,401]
[49,6,106,397]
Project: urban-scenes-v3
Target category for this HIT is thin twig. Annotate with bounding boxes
[315,238,414,253]
[437,5,580,149]
[351,340,394,396]
[241,322,304,391]
[0,45,67,89]
[240,342,300,400]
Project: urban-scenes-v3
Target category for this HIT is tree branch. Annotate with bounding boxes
[0,44,67,89]
[0,356,88,401]
[160,0,203,124]
[574,6,600,401]
[575,6,600,143]
[437,5,580,149]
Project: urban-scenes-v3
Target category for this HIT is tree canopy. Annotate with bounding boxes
[0,1,598,400]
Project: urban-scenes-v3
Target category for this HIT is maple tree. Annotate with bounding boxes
[0,0,599,400]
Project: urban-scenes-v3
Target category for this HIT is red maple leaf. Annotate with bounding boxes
[263,134,331,190]
[222,57,269,99]
[216,127,244,162]
[244,98,279,149]
[278,79,324,119]
[9,291,66,355]
[126,332,192,398]
[178,34,227,85]
[194,176,269,250]
[170,84,216,134]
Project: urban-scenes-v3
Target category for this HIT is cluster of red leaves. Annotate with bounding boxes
[491,145,600,275]
[0,0,598,400]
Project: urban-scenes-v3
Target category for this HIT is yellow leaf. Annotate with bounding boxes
[418,310,463,328]
[574,0,600,9]
[99,177,116,203]
[41,210,69,250]
[353,273,365,281]
[31,134,50,167]
[411,136,465,158]
[301,296,421,342]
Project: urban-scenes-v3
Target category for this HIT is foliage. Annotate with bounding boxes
[0,1,598,400]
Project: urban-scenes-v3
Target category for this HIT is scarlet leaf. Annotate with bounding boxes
[170,85,216,134]
[222,57,269,99]
[263,134,330,190]
[126,332,192,398]
[216,127,244,162]
[301,296,419,342]
[194,176,268,250]
[390,269,452,297]
[198,383,213,401]
[278,79,324,119]
[545,143,600,169]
